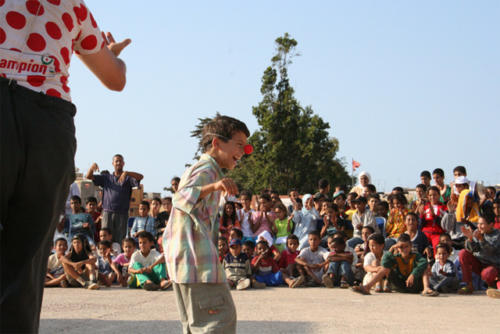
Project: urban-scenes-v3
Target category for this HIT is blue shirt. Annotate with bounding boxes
[93,173,139,214]
[65,213,94,239]
[130,216,156,237]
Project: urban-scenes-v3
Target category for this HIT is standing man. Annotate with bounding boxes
[86,154,143,243]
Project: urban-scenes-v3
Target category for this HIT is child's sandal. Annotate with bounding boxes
[352,285,370,295]
[374,286,383,293]
[421,289,439,297]
[383,286,392,293]
[458,286,473,295]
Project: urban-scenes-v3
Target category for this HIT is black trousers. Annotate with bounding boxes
[0,77,76,333]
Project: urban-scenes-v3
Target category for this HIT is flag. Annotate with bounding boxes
[352,159,361,170]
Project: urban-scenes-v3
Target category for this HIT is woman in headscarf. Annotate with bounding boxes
[292,194,320,250]
[350,172,371,196]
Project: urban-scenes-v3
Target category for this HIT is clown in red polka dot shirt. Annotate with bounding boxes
[0,0,129,101]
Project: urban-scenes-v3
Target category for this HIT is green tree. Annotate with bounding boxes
[227,33,350,194]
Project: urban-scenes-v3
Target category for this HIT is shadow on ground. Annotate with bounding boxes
[40,319,316,334]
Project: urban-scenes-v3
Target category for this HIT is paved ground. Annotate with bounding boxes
[40,286,500,334]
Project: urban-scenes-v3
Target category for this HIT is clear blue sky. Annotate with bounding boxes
[70,1,500,194]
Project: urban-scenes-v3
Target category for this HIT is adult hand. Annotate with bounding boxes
[215,178,238,196]
[91,162,100,173]
[104,32,131,57]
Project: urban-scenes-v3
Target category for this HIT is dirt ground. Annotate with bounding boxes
[40,285,500,334]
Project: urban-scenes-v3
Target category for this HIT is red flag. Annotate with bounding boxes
[352,159,361,170]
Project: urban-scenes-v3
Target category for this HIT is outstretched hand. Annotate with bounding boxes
[215,178,239,196]
[104,32,131,57]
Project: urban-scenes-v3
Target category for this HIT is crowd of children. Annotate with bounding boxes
[46,166,500,300]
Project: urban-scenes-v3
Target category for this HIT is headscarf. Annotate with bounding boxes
[301,194,313,215]
[358,171,371,185]
[256,230,274,248]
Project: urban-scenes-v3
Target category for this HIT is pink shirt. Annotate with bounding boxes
[251,211,276,237]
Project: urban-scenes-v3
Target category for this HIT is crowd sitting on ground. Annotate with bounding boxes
[45,165,500,299]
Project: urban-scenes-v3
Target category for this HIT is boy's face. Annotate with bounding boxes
[287,239,299,252]
[289,191,299,201]
[86,201,97,213]
[368,198,378,210]
[321,202,329,212]
[213,131,248,170]
[308,234,320,250]
[454,170,465,179]
[259,198,271,212]
[70,199,81,213]
[72,239,83,253]
[123,241,135,256]
[361,227,372,242]
[171,179,179,192]
[433,173,444,186]
[354,201,365,212]
[229,229,240,241]
[229,244,241,257]
[138,237,152,253]
[334,196,345,208]
[274,207,286,220]
[332,242,344,253]
[218,240,228,254]
[242,245,253,258]
[138,204,149,217]
[428,189,439,204]
[486,188,496,199]
[416,187,425,199]
[293,201,302,211]
[436,247,449,263]
[405,215,418,232]
[397,241,412,258]
[477,217,493,234]
[421,176,431,186]
[151,200,160,212]
[99,230,112,242]
[55,240,68,255]
[256,243,269,256]
[362,186,370,197]
[439,236,452,248]
[162,199,172,212]
[98,244,110,257]
[493,203,500,217]
[240,195,251,209]
[368,239,383,255]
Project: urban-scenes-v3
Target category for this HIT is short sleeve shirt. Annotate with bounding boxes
[92,173,139,214]
[129,249,162,268]
[0,0,104,101]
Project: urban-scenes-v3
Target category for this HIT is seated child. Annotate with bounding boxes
[128,231,171,291]
[320,203,347,246]
[279,234,304,279]
[430,243,458,292]
[323,236,354,288]
[99,228,122,257]
[220,201,240,240]
[404,212,432,259]
[458,213,500,294]
[493,199,500,230]
[438,233,459,264]
[273,203,292,251]
[65,195,95,247]
[242,240,255,259]
[251,240,303,288]
[353,226,374,282]
[250,194,277,237]
[96,240,121,287]
[223,239,252,290]
[353,234,437,296]
[130,201,156,240]
[218,236,229,263]
[61,234,99,290]
[295,231,329,286]
[45,237,69,287]
[113,237,136,287]
[256,230,281,263]
[384,193,409,249]
[362,233,389,292]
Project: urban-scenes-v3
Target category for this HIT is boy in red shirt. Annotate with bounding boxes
[279,235,305,283]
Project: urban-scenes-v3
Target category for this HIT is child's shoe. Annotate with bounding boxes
[236,278,251,290]
[60,279,68,288]
[160,280,172,290]
[322,274,334,288]
[85,281,99,290]
[290,275,305,288]
[251,278,266,289]
[340,280,350,289]
[144,282,160,291]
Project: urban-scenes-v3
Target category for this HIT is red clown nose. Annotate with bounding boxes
[244,144,253,155]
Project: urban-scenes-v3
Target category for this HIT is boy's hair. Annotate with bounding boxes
[308,230,320,238]
[152,197,162,205]
[331,237,346,246]
[256,240,269,249]
[365,184,377,193]
[122,237,136,246]
[333,231,348,240]
[368,233,385,245]
[416,184,427,192]
[334,192,347,200]
[98,240,112,249]
[86,196,97,204]
[435,242,451,254]
[171,176,180,183]
[136,231,154,242]
[347,192,358,200]
[162,196,172,203]
[54,237,67,246]
[274,202,287,213]
[453,166,467,175]
[139,200,150,209]
[100,227,112,235]
[355,196,367,205]
[428,185,440,194]
[325,202,339,212]
[392,186,404,194]
[361,225,375,234]
[397,233,411,244]
[219,236,228,244]
[405,212,419,221]
[367,194,380,201]
[294,197,303,205]
[439,233,451,241]
[479,209,495,224]
[420,170,431,179]
[230,227,243,239]
[243,240,255,249]
[486,186,496,195]
[286,234,299,243]
[240,190,252,199]
[201,115,250,152]
[259,193,271,202]
[432,168,445,178]
[318,178,329,190]
[70,195,81,204]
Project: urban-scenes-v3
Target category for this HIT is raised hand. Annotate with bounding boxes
[104,32,131,57]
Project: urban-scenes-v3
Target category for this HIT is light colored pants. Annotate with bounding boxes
[102,211,128,243]
[173,282,237,334]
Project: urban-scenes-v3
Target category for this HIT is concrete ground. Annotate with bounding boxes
[40,286,500,334]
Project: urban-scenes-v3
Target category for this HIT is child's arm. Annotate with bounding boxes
[251,255,263,271]
[287,215,293,233]
[110,261,122,279]
[272,248,281,262]
[270,217,278,235]
[320,217,328,238]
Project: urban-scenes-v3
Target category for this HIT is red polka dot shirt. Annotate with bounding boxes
[0,0,104,102]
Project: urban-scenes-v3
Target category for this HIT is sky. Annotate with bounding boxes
[70,1,500,195]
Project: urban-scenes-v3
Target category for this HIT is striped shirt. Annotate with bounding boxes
[163,154,226,283]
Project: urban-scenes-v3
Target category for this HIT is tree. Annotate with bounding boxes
[226,33,350,194]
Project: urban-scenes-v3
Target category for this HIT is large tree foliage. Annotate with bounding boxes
[191,33,350,194]
[227,33,350,194]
